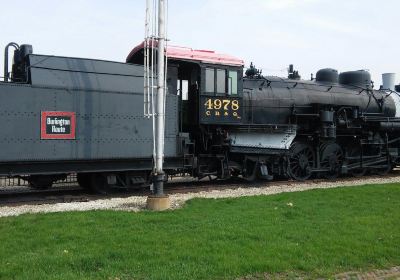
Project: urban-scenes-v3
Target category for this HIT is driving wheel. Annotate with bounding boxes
[287,142,315,181]
[320,143,343,179]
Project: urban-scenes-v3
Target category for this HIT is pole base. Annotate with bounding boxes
[152,172,165,196]
[146,195,170,211]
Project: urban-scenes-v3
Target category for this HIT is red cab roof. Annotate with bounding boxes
[126,41,244,67]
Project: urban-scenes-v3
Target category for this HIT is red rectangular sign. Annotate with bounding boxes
[41,111,76,140]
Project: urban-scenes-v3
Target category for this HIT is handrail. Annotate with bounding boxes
[4,42,19,82]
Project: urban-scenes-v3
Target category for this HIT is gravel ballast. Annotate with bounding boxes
[1,176,400,218]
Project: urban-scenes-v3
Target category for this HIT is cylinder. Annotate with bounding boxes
[382,73,396,91]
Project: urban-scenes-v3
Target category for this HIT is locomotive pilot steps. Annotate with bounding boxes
[1,42,400,192]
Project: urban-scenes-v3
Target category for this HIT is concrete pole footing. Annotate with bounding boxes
[146,195,170,211]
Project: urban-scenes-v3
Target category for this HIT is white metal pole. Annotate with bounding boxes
[154,0,166,195]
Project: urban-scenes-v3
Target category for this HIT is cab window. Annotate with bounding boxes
[216,69,226,94]
[204,67,239,96]
[177,79,189,100]
[205,68,215,93]
[228,71,238,95]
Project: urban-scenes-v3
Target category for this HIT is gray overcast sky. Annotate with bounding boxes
[0,0,399,86]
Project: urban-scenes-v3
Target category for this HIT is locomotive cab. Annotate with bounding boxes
[127,42,245,179]
[126,42,244,131]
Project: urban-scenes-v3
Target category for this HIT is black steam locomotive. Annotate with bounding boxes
[1,41,399,192]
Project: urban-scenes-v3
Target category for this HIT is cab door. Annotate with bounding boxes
[199,66,243,125]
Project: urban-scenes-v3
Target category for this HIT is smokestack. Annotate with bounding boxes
[382,73,396,91]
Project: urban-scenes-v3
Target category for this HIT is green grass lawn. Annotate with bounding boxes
[1,183,400,280]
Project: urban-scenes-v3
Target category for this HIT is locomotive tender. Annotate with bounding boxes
[1,42,400,192]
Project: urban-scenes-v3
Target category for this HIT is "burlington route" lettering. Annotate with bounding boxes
[46,117,70,133]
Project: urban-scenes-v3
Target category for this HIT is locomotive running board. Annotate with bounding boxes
[230,146,289,155]
[229,129,296,153]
